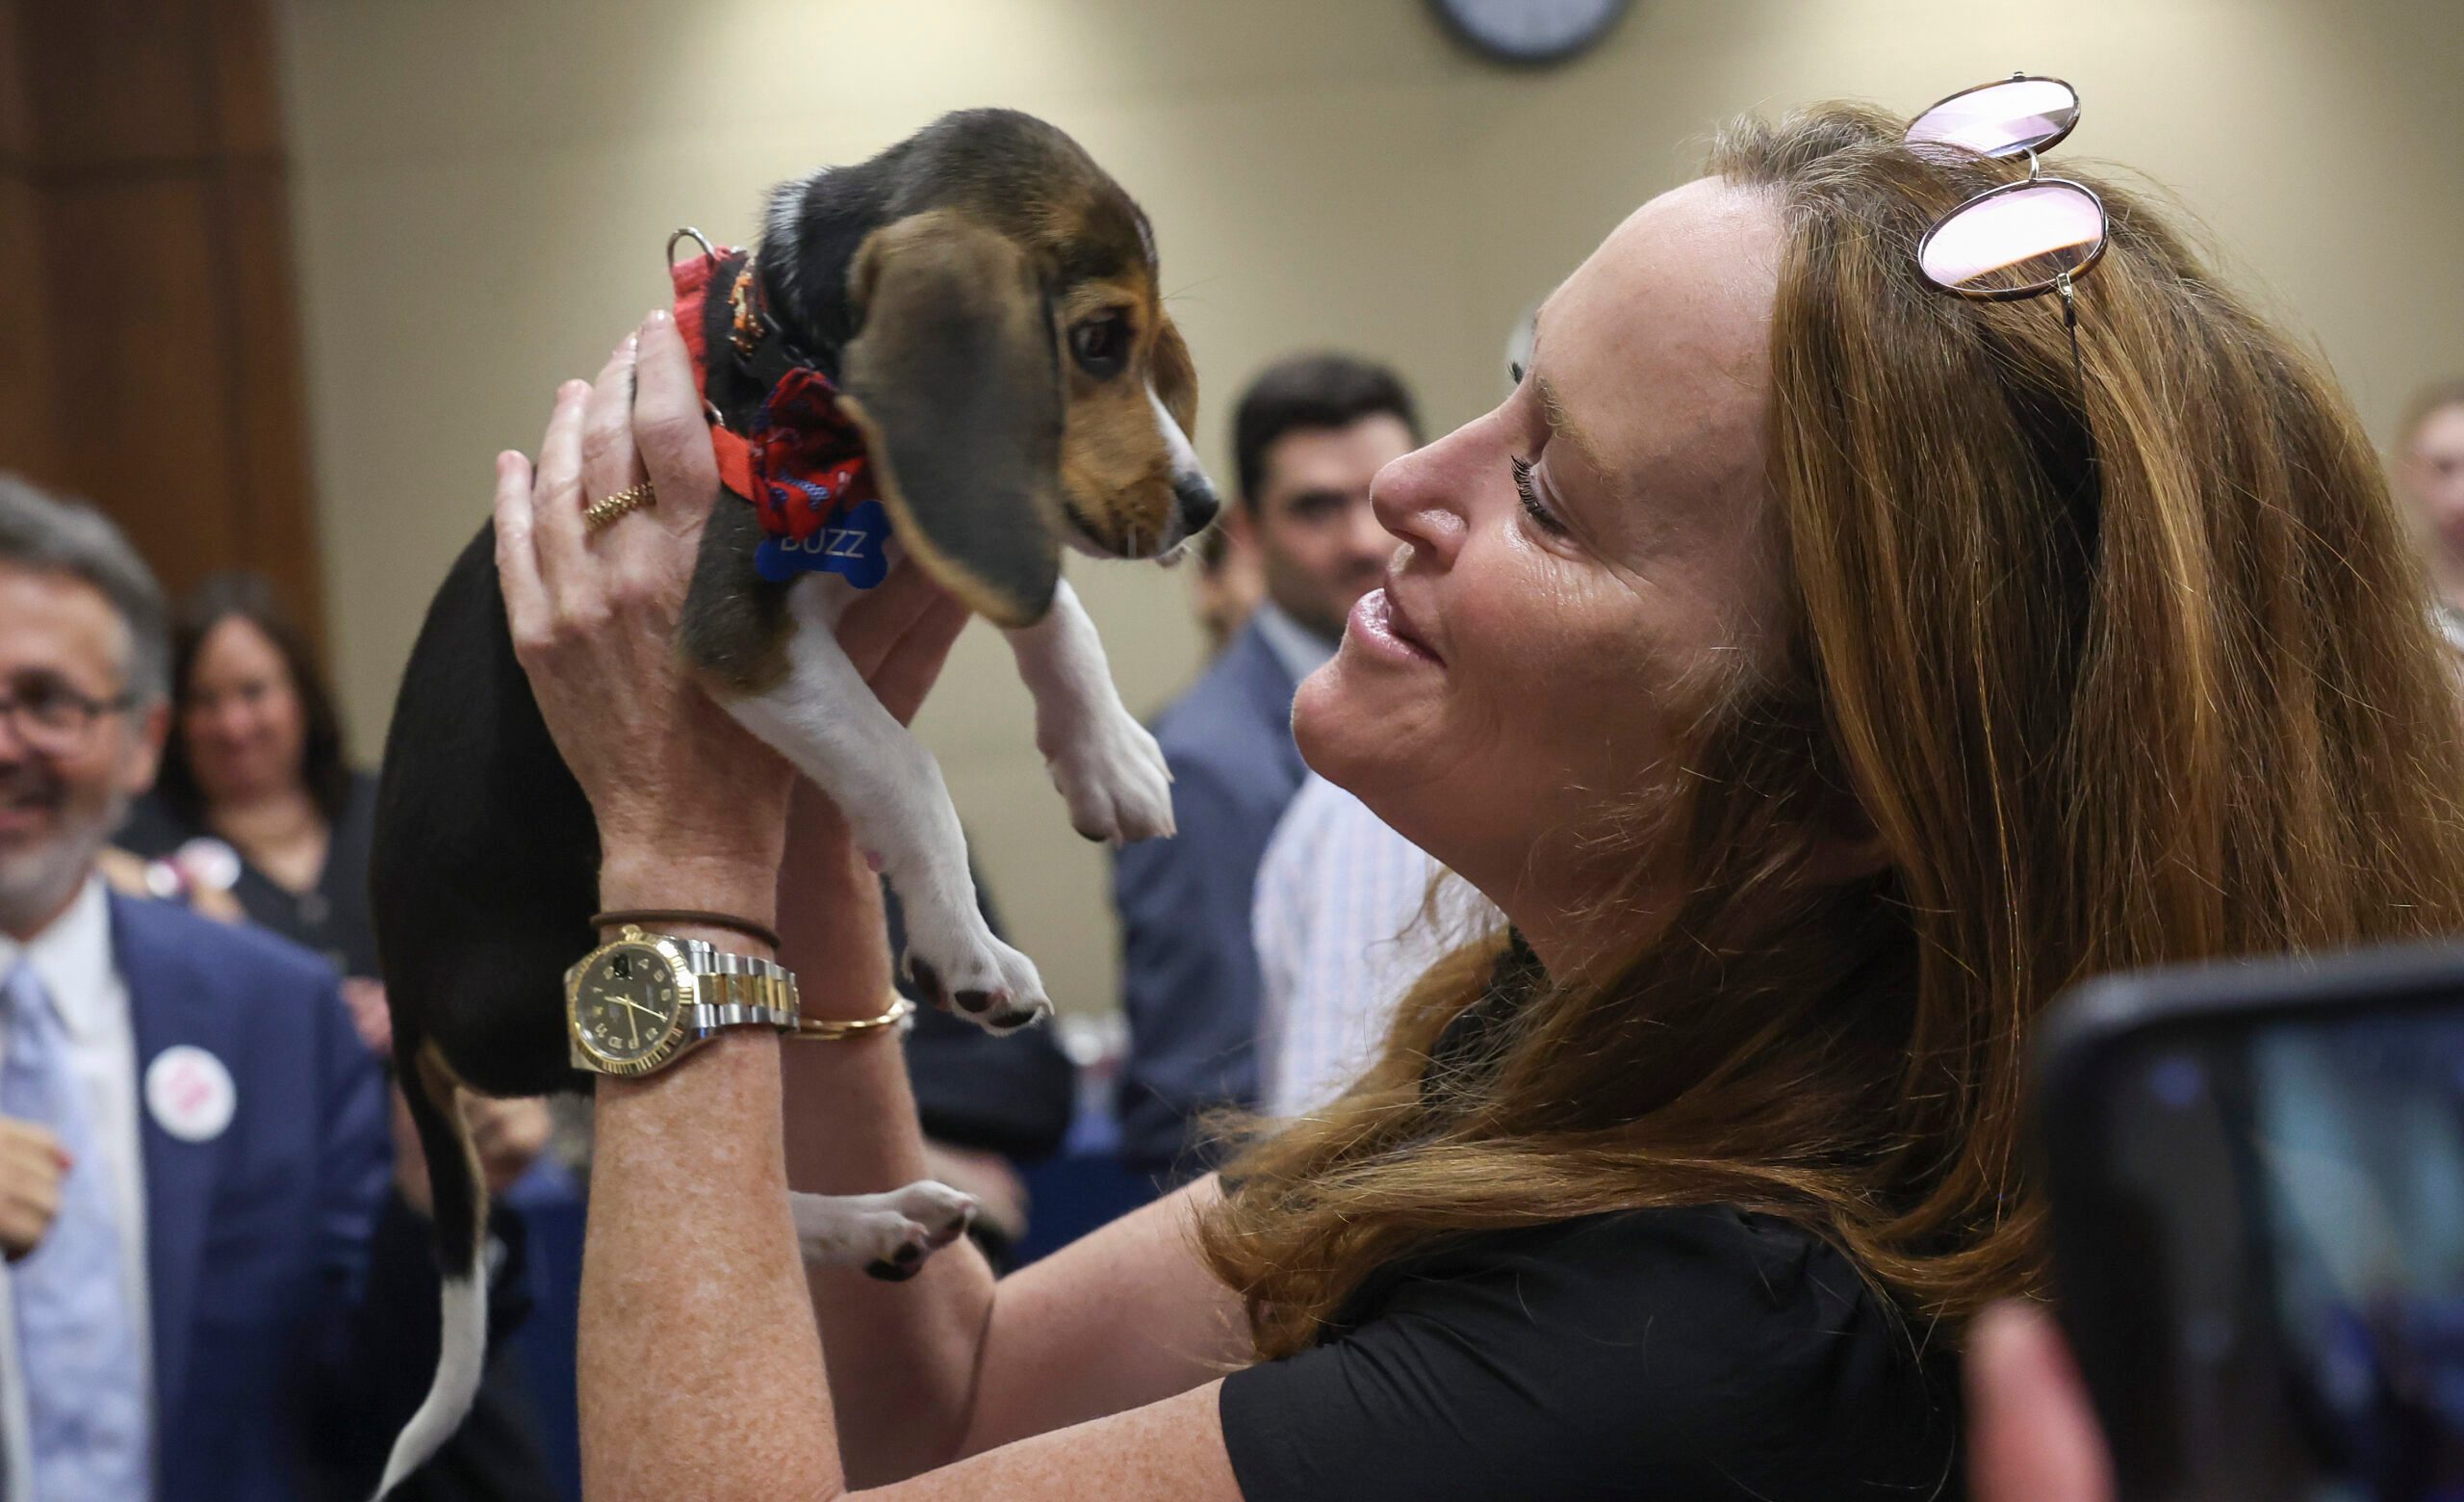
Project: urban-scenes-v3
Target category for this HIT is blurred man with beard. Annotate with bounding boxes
[0,476,529,1501]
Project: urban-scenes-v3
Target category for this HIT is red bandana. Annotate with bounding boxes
[667,247,879,543]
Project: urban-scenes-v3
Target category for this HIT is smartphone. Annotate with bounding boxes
[2038,940,2464,1502]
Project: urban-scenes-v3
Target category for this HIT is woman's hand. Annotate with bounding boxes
[495,310,794,917]
[495,310,973,922]
[0,1118,65,1261]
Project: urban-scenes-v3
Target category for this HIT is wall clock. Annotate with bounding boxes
[1430,0,1632,67]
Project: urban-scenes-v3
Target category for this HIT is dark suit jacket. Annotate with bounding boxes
[1110,619,1310,1176]
[109,892,530,1502]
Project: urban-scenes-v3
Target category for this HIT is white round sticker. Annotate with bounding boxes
[173,838,243,893]
[145,1046,237,1144]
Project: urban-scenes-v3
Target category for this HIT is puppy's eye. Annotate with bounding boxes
[1069,314,1131,378]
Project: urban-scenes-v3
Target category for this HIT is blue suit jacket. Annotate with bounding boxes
[1111,620,1311,1176]
[110,891,432,1502]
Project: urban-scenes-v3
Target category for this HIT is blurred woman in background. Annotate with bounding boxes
[124,575,556,1204]
[120,572,379,976]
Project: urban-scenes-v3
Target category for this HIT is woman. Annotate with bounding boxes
[121,572,388,982]
[124,578,552,1162]
[498,101,2464,1499]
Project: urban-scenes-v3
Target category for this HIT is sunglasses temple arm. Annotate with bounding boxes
[2059,272,2085,395]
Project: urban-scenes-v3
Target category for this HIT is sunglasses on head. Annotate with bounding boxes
[1907,73,2106,307]
[1908,73,2107,563]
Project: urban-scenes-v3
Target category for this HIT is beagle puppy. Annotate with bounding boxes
[366,110,1213,1496]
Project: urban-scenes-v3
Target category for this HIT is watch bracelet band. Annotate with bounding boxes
[672,936,801,1033]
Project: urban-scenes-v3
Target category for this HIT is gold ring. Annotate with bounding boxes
[583,480,655,531]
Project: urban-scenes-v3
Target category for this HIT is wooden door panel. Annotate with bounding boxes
[219,159,322,630]
[0,0,323,650]
[205,0,281,157]
[19,0,215,170]
[0,170,60,487]
[0,0,32,164]
[42,174,243,592]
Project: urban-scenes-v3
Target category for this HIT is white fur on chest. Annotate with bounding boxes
[723,559,1170,1024]
[782,536,903,628]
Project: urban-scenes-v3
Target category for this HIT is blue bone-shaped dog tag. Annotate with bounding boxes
[755,497,892,588]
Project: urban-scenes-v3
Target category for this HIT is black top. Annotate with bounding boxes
[118,771,383,979]
[1218,1204,1964,1502]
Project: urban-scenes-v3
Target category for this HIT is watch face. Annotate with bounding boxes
[571,943,684,1069]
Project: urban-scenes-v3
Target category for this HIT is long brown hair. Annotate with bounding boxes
[1199,103,2464,1360]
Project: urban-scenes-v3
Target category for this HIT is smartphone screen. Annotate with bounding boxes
[2053,995,2464,1502]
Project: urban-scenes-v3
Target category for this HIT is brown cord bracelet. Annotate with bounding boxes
[590,908,783,952]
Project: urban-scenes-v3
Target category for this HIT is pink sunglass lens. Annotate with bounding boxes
[1907,78,2080,160]
[1918,181,2105,295]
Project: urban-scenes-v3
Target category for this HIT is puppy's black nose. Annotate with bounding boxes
[1174,476,1219,539]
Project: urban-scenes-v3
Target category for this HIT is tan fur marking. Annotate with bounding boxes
[417,1041,488,1231]
[1051,268,1199,556]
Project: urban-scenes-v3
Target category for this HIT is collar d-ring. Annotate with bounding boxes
[666,226,718,267]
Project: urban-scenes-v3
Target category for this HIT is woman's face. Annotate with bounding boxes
[1294,178,1785,948]
[182,617,309,806]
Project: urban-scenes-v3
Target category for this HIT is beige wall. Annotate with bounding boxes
[280,0,2464,1015]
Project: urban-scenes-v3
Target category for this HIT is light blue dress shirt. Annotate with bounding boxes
[3,956,150,1499]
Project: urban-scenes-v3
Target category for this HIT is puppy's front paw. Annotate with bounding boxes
[908,926,1052,1036]
[1045,708,1175,845]
[884,1180,978,1248]
[791,1183,978,1282]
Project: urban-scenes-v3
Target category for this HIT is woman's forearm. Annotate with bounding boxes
[777,789,1003,1483]
[581,995,841,1502]
[783,1024,1002,1482]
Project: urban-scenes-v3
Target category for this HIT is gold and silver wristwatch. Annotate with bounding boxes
[565,924,801,1077]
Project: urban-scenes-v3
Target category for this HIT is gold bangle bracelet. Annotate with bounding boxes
[789,995,915,1042]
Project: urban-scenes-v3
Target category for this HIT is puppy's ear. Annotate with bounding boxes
[838,209,1064,627]
[1152,316,1198,438]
